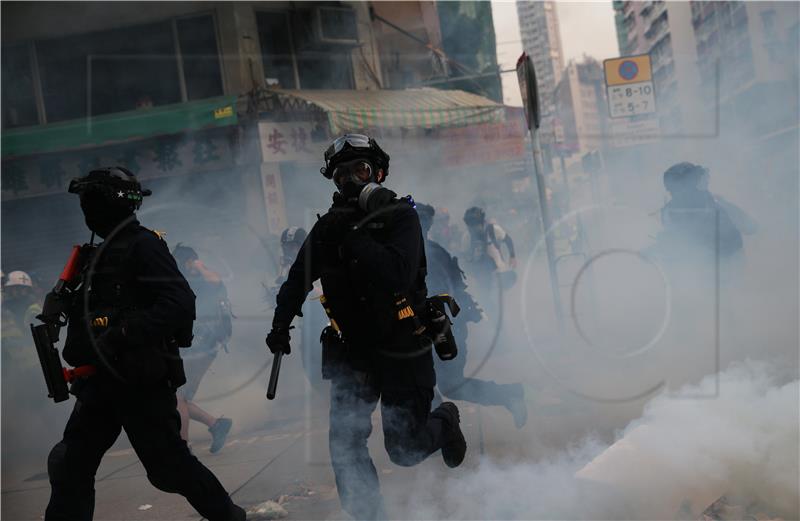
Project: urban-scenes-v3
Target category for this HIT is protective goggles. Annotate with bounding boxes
[326,134,371,159]
[331,159,374,188]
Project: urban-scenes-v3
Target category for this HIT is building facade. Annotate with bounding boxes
[691,2,799,133]
[612,0,704,134]
[554,58,606,159]
[436,1,502,102]
[1,1,514,279]
[516,1,565,123]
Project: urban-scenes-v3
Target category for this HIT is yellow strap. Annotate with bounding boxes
[92,316,109,327]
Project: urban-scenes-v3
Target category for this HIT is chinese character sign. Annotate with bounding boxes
[258,122,318,162]
[260,163,287,234]
[1,128,235,201]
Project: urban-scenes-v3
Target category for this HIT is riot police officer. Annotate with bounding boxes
[46,167,245,521]
[417,203,527,428]
[266,134,466,520]
[657,162,743,261]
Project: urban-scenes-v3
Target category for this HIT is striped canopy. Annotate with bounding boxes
[268,88,505,134]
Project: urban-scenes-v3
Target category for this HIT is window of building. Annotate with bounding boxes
[8,14,223,126]
[177,15,225,100]
[1,44,39,129]
[36,21,181,122]
[256,11,297,88]
[256,9,354,90]
[30,15,223,124]
[296,50,354,89]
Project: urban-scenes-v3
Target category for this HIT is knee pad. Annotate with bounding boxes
[47,442,69,483]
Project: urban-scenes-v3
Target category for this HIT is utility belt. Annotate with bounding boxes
[318,293,460,380]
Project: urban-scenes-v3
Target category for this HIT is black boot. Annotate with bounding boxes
[431,402,466,468]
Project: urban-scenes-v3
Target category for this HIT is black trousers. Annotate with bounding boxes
[328,363,447,520]
[45,376,237,521]
[434,322,516,407]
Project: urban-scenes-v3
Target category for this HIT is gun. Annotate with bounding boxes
[31,244,96,402]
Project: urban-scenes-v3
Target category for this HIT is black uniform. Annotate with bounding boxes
[46,220,241,521]
[273,196,450,519]
[658,189,743,260]
[426,238,519,406]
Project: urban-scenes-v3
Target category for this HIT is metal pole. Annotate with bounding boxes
[531,130,565,333]
[557,146,572,212]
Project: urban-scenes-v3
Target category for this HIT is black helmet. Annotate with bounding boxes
[463,206,486,226]
[663,162,706,194]
[321,134,390,180]
[280,226,307,245]
[172,243,198,267]
[68,166,152,212]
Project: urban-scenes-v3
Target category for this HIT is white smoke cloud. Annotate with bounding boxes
[396,360,799,520]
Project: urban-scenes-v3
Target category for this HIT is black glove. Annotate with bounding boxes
[266,325,293,355]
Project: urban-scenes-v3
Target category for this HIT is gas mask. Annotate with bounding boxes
[333,159,374,191]
[332,159,396,213]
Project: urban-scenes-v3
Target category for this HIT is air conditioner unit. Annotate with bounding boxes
[294,6,359,50]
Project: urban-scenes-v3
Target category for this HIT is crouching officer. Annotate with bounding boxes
[417,204,527,429]
[266,135,467,520]
[46,167,245,521]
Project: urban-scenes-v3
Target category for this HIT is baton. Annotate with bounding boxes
[266,351,283,400]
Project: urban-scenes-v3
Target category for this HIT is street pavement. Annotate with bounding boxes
[2,336,636,521]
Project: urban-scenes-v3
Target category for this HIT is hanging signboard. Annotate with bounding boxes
[516,53,541,130]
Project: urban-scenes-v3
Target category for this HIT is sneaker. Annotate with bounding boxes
[209,417,233,454]
[506,383,528,429]
[432,402,466,468]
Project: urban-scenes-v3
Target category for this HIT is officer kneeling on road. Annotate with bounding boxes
[45,167,245,521]
[266,134,467,520]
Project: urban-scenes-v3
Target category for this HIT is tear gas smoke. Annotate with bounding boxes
[393,361,799,520]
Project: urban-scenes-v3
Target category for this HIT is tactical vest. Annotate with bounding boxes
[64,225,187,387]
[317,200,428,353]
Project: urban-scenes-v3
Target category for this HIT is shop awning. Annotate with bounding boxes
[267,88,505,134]
[2,95,238,159]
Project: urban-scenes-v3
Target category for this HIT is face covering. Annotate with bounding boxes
[79,190,133,238]
[330,160,369,207]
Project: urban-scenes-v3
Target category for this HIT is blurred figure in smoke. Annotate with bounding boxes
[654,162,744,267]
[1,270,42,365]
[417,204,528,428]
[463,206,518,292]
[430,206,461,253]
[267,226,326,390]
[278,227,306,284]
[265,227,307,299]
[696,166,758,236]
[2,270,46,459]
[266,134,467,519]
[45,167,245,521]
[172,244,233,453]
